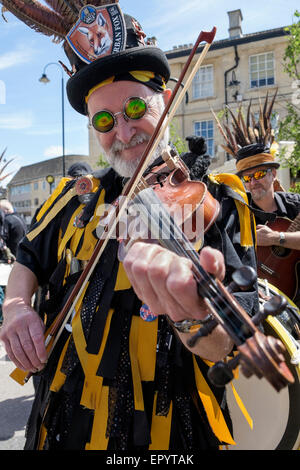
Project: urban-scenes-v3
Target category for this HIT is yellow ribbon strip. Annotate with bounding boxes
[230,382,253,430]
[149,392,173,450]
[35,177,72,222]
[86,385,109,450]
[49,337,71,393]
[27,186,77,242]
[193,356,235,445]
[129,316,145,411]
[137,316,158,382]
[209,173,255,247]
[57,204,84,260]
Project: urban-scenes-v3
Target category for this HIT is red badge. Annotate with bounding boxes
[66,4,127,64]
[75,176,94,195]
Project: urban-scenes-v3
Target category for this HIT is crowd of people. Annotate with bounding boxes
[0,1,299,453]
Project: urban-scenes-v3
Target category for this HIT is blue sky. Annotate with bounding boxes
[0,0,299,182]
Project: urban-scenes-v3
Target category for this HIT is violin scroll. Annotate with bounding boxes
[193,266,294,392]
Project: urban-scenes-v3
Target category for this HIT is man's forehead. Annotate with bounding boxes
[87,80,154,109]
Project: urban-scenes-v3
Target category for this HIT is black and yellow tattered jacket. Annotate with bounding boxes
[13,167,258,450]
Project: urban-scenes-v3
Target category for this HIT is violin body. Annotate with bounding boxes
[144,159,220,248]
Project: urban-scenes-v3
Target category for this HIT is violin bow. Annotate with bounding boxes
[22,27,217,382]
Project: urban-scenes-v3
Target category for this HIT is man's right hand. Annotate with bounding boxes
[0,302,47,373]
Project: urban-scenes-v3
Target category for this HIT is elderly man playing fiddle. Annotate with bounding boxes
[0,4,258,451]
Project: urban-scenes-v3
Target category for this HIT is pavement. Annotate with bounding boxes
[0,340,34,451]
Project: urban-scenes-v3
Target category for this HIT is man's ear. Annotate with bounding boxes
[163,88,172,106]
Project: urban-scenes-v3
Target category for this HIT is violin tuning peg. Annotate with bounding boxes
[252,294,288,326]
[187,318,218,348]
[228,266,257,293]
[207,355,240,387]
[263,294,287,317]
[207,361,235,387]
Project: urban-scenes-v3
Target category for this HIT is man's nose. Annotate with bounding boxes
[249,176,260,186]
[114,115,136,144]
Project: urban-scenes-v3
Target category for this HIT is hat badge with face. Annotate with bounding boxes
[212,90,280,175]
[0,1,170,115]
[66,4,127,64]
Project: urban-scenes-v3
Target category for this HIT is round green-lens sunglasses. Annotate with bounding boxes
[92,96,151,133]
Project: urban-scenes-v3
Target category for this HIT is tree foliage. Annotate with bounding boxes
[277,10,300,184]
[283,10,300,80]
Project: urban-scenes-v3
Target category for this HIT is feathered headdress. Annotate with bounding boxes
[1,1,117,71]
[1,1,170,114]
[212,90,280,174]
[1,1,108,42]
[0,148,14,183]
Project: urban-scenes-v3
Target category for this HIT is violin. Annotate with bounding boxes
[19,27,294,392]
[120,148,294,392]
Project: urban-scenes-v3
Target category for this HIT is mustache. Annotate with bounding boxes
[110,133,150,155]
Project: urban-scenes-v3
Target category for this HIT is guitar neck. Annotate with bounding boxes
[287,212,300,233]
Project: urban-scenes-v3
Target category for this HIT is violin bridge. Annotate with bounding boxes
[162,147,179,170]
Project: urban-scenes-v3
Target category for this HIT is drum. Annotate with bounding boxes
[226,279,300,450]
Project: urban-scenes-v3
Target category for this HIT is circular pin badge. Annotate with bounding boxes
[73,210,85,228]
[75,176,94,195]
[80,5,97,24]
[140,304,157,322]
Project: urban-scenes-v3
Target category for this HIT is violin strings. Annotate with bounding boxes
[158,214,245,338]
[133,191,246,340]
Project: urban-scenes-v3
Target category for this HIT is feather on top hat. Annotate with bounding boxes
[1,1,170,115]
[212,90,280,175]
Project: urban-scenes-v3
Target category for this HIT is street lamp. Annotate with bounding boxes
[39,62,66,177]
[46,174,55,194]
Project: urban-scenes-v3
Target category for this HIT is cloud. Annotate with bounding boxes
[44,143,89,158]
[26,127,61,137]
[44,145,63,158]
[0,44,35,71]
[0,111,33,129]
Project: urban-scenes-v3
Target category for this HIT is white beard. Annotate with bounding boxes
[101,128,170,178]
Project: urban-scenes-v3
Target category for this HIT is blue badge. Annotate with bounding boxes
[140,304,157,322]
[80,6,97,24]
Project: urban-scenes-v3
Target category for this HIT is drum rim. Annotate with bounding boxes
[265,317,300,450]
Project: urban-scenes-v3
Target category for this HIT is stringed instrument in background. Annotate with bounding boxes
[257,213,300,302]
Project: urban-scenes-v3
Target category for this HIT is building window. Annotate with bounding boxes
[249,52,275,88]
[34,198,39,206]
[192,65,214,99]
[194,120,214,157]
[33,182,38,190]
[254,111,279,131]
[10,183,31,195]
